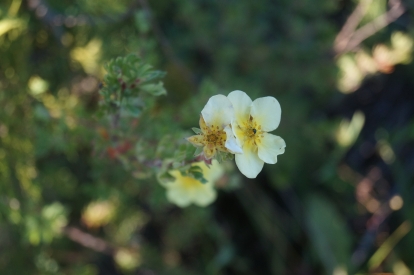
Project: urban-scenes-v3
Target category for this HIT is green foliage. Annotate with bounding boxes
[100,54,166,117]
[1,0,414,274]
[187,165,207,184]
[305,195,352,274]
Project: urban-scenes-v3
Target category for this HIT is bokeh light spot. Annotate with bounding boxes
[390,195,403,211]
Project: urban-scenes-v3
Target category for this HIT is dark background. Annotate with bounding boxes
[1,0,414,274]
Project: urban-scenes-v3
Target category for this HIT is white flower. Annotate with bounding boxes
[228,90,286,178]
[187,95,242,159]
[163,160,223,207]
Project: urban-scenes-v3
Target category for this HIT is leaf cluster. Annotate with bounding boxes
[99,54,166,117]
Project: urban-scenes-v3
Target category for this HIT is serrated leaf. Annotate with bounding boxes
[189,165,203,173]
[141,71,166,83]
[139,64,153,73]
[140,82,167,96]
[192,171,208,184]
[99,54,166,115]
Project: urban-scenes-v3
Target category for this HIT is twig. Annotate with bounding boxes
[64,226,116,255]
[351,199,392,267]
[334,0,373,54]
[334,0,405,55]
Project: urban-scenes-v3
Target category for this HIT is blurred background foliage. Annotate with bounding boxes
[1,0,414,274]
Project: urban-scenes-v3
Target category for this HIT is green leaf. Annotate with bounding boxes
[99,54,166,115]
[140,82,167,96]
[191,171,208,184]
[189,165,203,173]
[124,105,141,117]
[304,195,351,275]
[188,165,208,184]
[141,71,167,83]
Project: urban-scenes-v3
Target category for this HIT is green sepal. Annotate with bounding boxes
[192,127,202,134]
[194,146,203,156]
[215,151,234,163]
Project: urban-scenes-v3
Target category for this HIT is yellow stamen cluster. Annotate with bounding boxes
[204,126,227,152]
[187,116,229,159]
[239,116,264,145]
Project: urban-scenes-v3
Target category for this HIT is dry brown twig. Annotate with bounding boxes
[64,226,116,255]
[334,0,405,55]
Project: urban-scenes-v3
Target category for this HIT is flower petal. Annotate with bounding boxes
[224,125,243,154]
[203,160,223,183]
[251,96,281,132]
[166,185,192,207]
[186,135,204,146]
[192,185,217,207]
[201,95,234,128]
[227,90,252,124]
[203,143,216,159]
[199,115,209,133]
[235,142,264,178]
[231,122,245,148]
[257,133,286,164]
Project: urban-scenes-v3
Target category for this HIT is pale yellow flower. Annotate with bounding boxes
[228,90,286,178]
[163,161,223,207]
[187,95,242,159]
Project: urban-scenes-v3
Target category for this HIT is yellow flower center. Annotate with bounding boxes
[186,116,232,159]
[203,125,227,150]
[180,175,201,189]
[207,133,218,143]
[239,116,264,145]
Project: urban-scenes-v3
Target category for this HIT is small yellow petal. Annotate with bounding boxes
[199,115,209,133]
[203,144,216,159]
[187,135,204,146]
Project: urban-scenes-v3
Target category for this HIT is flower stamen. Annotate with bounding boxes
[187,117,231,159]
